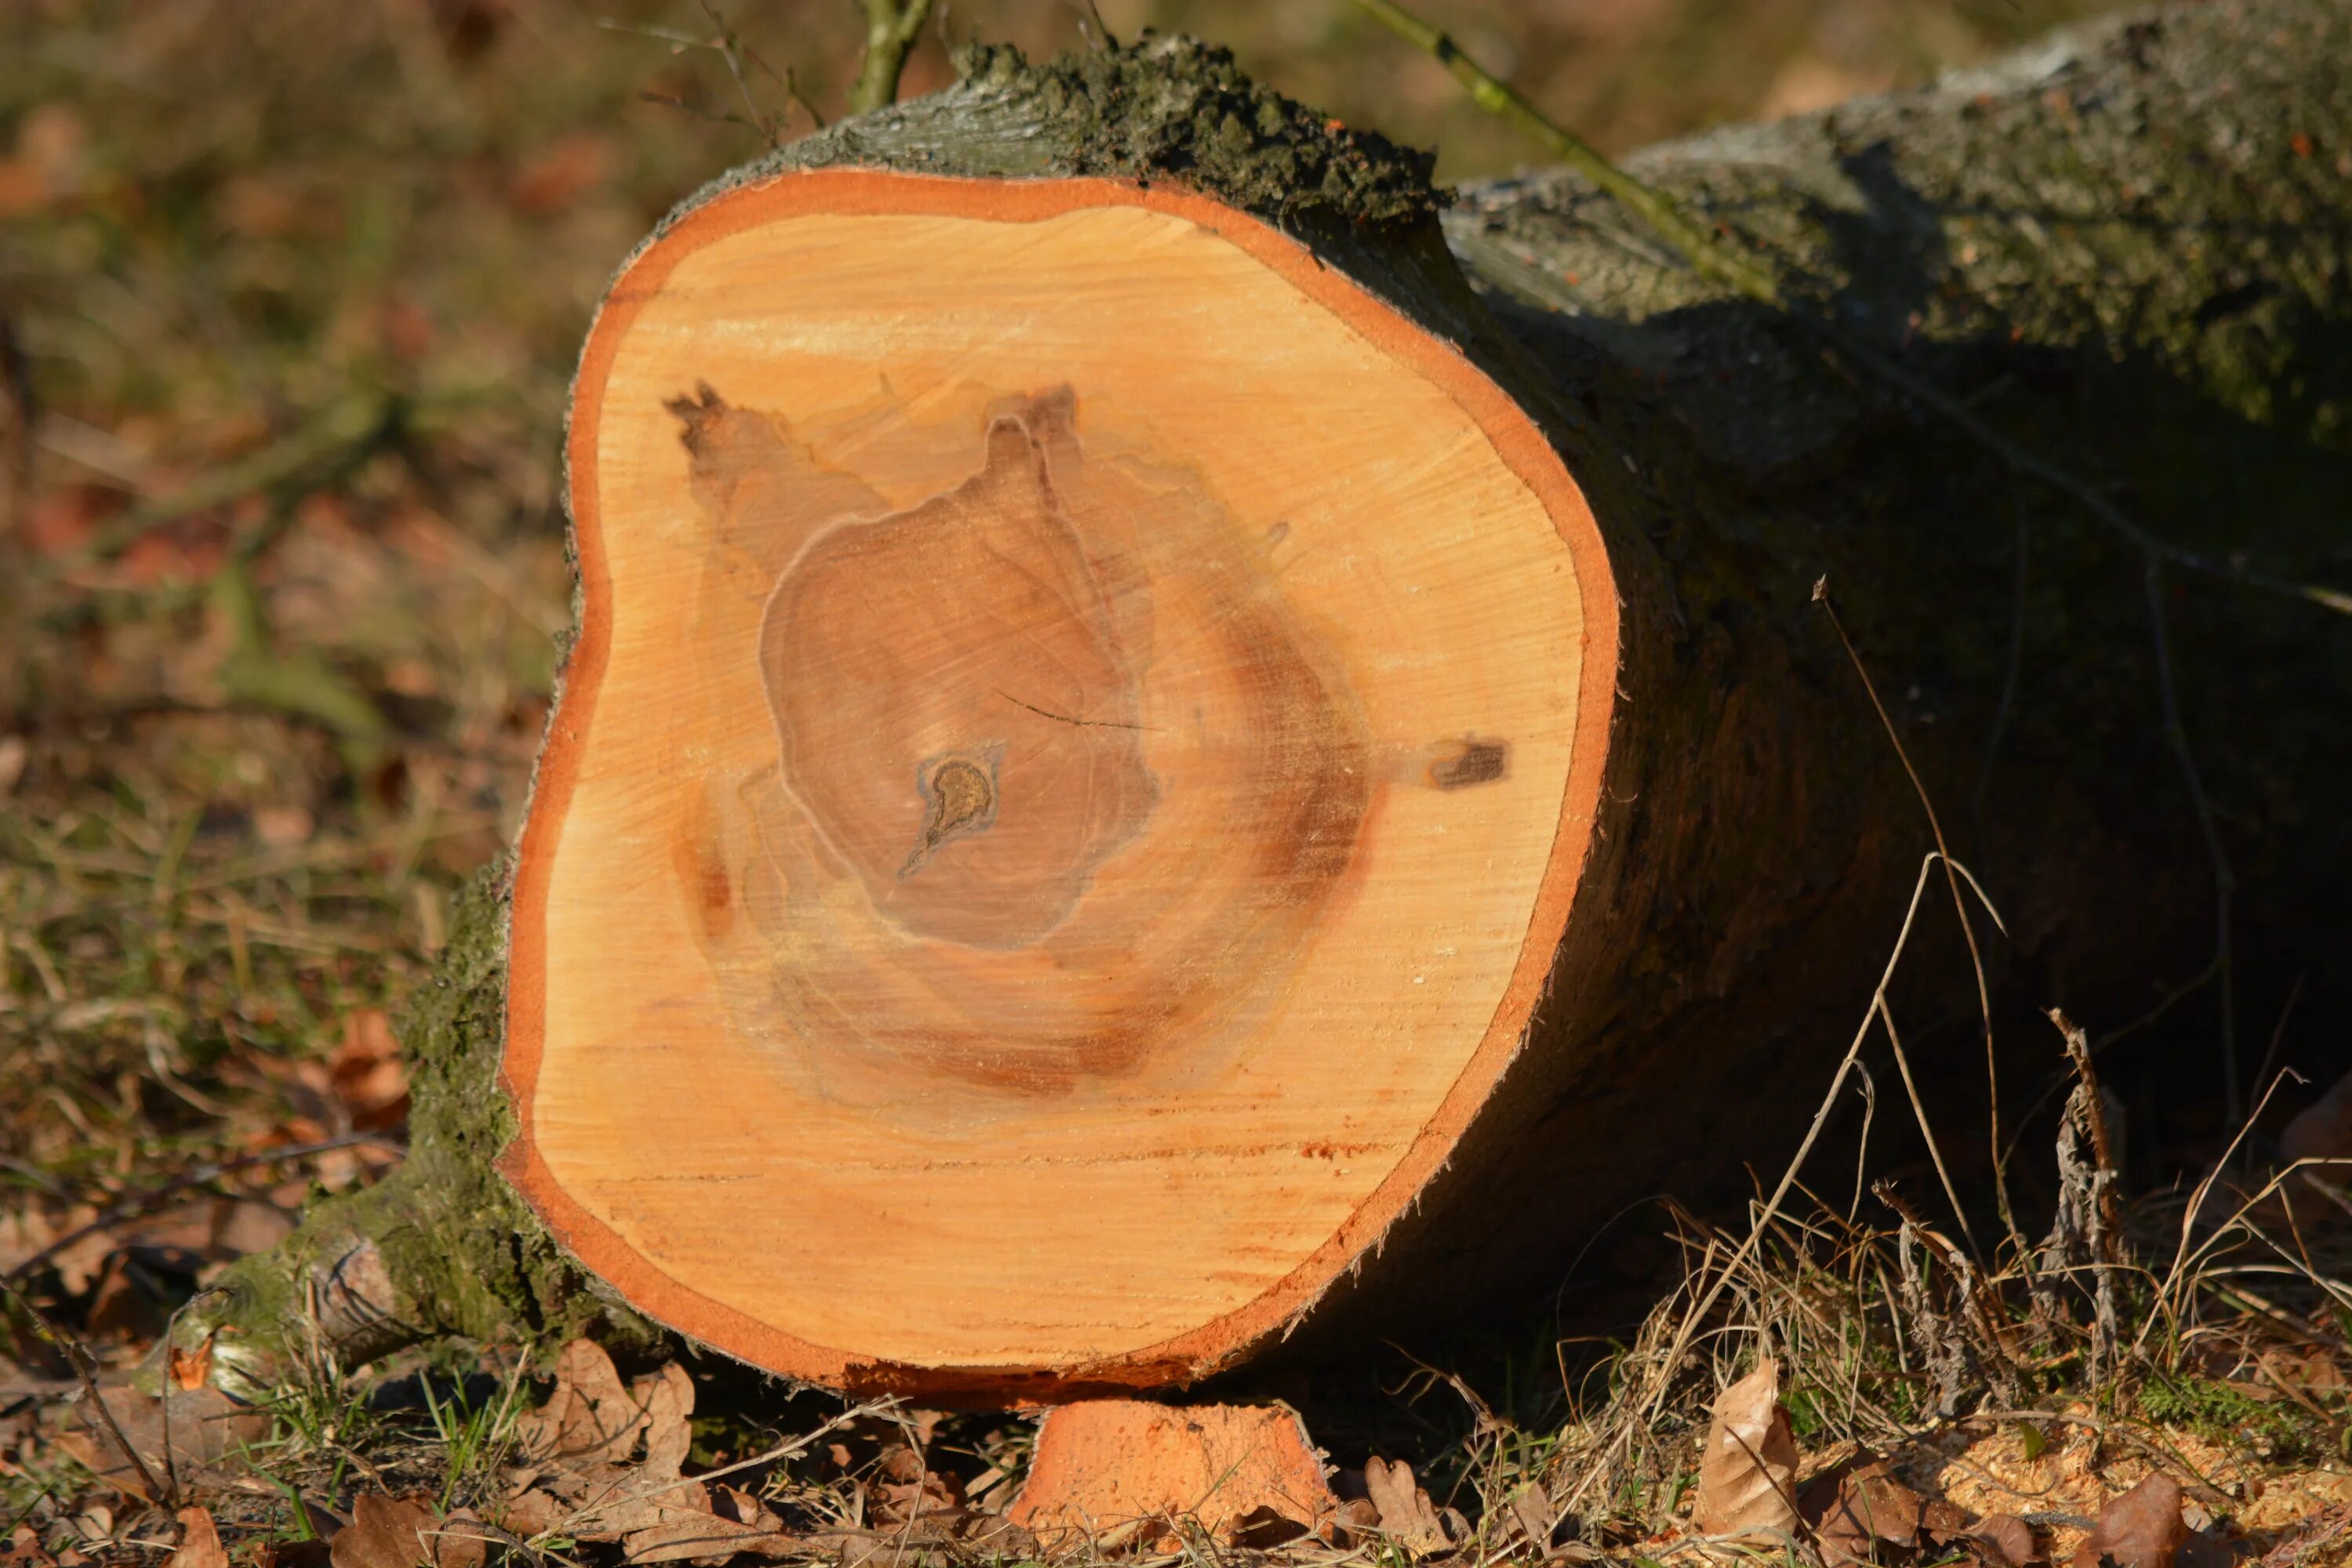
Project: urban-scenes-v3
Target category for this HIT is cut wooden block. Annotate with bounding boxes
[502,170,1614,1394]
[1007,1399,1336,1548]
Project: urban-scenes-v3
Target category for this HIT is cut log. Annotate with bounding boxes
[191,2,2352,1401]
[507,167,1613,1394]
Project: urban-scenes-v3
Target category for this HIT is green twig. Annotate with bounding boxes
[850,0,938,116]
[1347,0,1784,305]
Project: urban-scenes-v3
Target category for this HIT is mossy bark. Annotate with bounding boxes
[198,0,2352,1380]
[191,869,655,1395]
[1329,0,2352,1332]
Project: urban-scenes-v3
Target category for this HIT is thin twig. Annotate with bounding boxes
[70,395,397,565]
[1875,996,1980,1257]
[0,1277,170,1505]
[696,2,781,146]
[1345,0,1782,305]
[1845,1060,1878,1225]
[1816,581,2022,1265]
[1972,479,2031,839]
[2,1133,401,1287]
[603,16,823,129]
[1575,853,1967,1505]
[550,1397,900,1539]
[1824,321,2351,615]
[2000,955,2223,1170]
[1376,2,2310,1218]
[849,0,938,116]
[2250,977,2304,1112]
[2144,560,2240,1130]
[2136,1076,2308,1359]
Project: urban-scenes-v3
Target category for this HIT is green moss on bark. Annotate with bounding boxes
[703,34,1443,232]
[194,868,654,1387]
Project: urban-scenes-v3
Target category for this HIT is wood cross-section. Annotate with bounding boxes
[502,171,1617,1396]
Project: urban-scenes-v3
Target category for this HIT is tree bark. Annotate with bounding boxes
[188,0,2352,1399]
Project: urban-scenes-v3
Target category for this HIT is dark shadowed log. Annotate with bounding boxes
[188,0,2352,1401]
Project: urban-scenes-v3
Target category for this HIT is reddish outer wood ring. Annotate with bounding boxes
[500,169,1622,1399]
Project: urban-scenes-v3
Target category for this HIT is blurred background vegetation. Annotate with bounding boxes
[0,0,2139,1345]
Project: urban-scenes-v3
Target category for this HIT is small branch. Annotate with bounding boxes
[1816,580,2025,1268]
[605,16,824,132]
[850,0,938,116]
[0,1277,170,1506]
[2,1133,401,1288]
[1346,0,1783,306]
[699,2,779,145]
[1874,996,1980,1260]
[1603,851,1956,1479]
[1971,481,2031,837]
[2144,560,2240,1130]
[1826,327,2352,618]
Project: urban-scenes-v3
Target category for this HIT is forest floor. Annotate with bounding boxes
[7,0,2351,1565]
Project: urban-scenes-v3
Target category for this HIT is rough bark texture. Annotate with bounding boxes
[1327,0,2352,1334]
[191,0,2352,1384]
[1387,0,2352,1330]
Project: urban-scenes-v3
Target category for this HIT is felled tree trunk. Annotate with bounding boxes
[191,0,2352,1401]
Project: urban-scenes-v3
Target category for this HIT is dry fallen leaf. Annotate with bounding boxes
[1696,1357,1799,1539]
[330,1009,411,1131]
[1330,1496,1384,1548]
[433,1508,493,1568]
[1802,1455,1929,1566]
[326,1493,490,1568]
[2,1523,55,1568]
[64,1383,270,1499]
[166,1508,230,1568]
[330,1494,436,1568]
[1504,1479,1570,1557]
[1365,1456,1454,1558]
[1229,1504,1314,1550]
[2073,1475,2187,1568]
[1975,1513,2043,1567]
[504,1339,799,1563]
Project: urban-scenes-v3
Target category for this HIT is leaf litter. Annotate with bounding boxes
[1694,1357,1800,1540]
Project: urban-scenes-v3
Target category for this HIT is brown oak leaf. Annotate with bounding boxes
[165,1508,229,1568]
[2073,1475,2187,1568]
[1696,1358,1799,1539]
